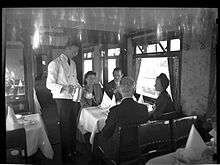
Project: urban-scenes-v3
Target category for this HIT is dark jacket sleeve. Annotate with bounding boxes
[152,93,169,119]
[94,83,103,105]
[104,81,114,99]
[101,107,117,141]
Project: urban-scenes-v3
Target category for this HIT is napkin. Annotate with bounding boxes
[132,95,137,101]
[100,92,113,108]
[209,129,216,141]
[111,94,116,106]
[176,124,207,163]
[138,95,144,103]
[6,106,21,131]
[185,124,207,151]
[72,84,82,102]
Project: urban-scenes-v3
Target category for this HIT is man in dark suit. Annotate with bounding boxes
[93,77,149,162]
[105,67,123,103]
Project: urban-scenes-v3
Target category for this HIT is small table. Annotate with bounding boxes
[17,113,54,159]
[78,106,109,144]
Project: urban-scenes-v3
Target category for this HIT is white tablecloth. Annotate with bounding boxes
[17,113,54,159]
[78,106,109,144]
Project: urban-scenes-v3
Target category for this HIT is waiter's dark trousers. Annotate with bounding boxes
[55,99,80,159]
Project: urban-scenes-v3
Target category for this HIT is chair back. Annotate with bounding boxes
[6,128,27,164]
[97,123,142,165]
[116,124,141,164]
[172,116,197,149]
[138,120,171,158]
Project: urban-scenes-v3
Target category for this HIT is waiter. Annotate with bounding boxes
[46,40,82,163]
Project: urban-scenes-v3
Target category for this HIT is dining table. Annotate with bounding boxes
[16,113,54,159]
[77,106,110,145]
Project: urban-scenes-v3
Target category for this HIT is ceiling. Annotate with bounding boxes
[4,8,218,47]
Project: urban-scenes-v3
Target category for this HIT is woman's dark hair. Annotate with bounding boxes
[84,71,96,85]
[157,73,169,91]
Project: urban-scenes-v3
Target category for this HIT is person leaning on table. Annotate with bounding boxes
[150,73,175,120]
[46,40,81,163]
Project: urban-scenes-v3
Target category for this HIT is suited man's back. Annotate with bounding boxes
[102,98,149,140]
[100,98,149,162]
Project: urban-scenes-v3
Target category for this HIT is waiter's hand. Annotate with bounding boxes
[68,85,76,94]
[61,85,76,94]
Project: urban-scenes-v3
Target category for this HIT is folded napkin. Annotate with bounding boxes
[111,94,116,106]
[72,84,82,102]
[33,88,42,114]
[138,95,144,104]
[209,129,216,141]
[175,124,207,163]
[100,92,113,108]
[132,95,137,101]
[6,106,21,131]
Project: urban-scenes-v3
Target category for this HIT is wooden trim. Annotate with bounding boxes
[23,17,34,114]
[135,51,180,58]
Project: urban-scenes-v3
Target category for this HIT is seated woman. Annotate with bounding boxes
[80,71,103,108]
[150,73,174,120]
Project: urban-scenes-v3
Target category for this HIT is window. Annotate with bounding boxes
[135,36,181,100]
[136,58,171,99]
[101,47,120,83]
[83,51,93,79]
[83,59,92,76]
[136,41,167,54]
[108,59,116,81]
[170,39,180,51]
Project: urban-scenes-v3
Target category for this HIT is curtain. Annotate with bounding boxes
[205,32,217,119]
[135,58,141,83]
[168,57,181,112]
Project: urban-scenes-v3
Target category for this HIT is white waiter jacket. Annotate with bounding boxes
[46,54,82,101]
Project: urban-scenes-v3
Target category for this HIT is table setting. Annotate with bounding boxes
[6,107,54,159]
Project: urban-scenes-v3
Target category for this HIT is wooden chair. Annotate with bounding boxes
[138,120,172,161]
[96,124,144,165]
[172,116,197,150]
[6,128,28,164]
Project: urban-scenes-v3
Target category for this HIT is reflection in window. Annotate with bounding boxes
[108,59,116,82]
[170,39,180,51]
[136,57,171,99]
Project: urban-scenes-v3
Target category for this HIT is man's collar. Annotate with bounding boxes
[121,97,133,102]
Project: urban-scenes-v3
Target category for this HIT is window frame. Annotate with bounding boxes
[82,49,94,83]
[100,46,120,86]
[133,32,182,103]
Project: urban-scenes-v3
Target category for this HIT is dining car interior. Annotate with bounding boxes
[3,8,218,165]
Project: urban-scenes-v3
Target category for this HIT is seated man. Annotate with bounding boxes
[94,77,149,162]
[150,73,175,120]
[104,67,123,103]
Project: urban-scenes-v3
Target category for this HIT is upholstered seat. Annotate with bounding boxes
[138,120,172,160]
[96,124,143,165]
